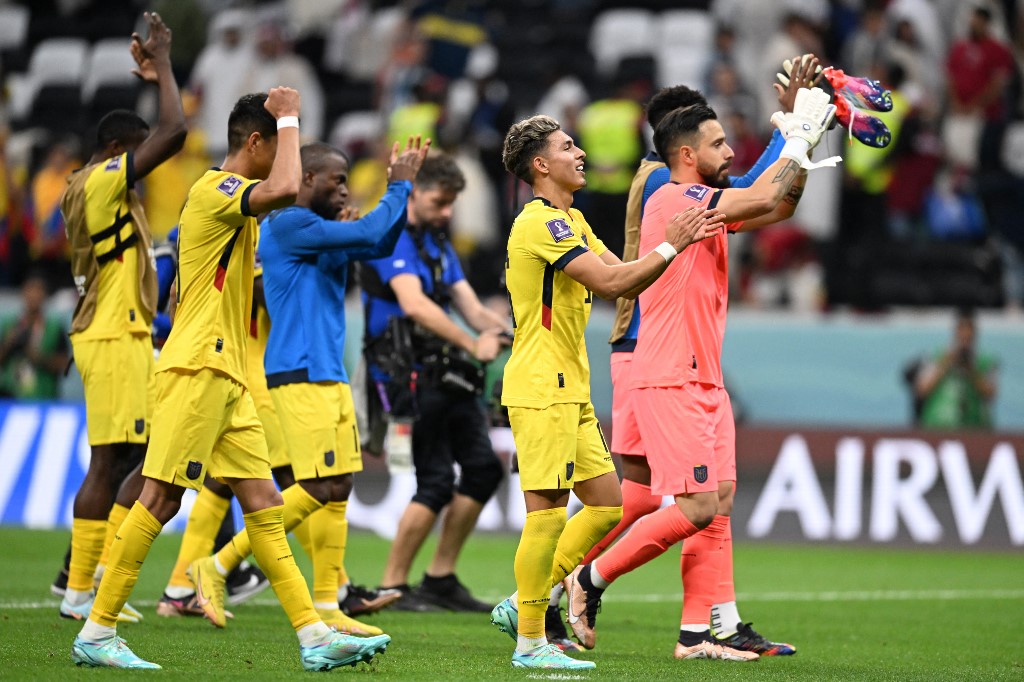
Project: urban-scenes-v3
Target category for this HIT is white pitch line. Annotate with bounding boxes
[4,588,1024,611]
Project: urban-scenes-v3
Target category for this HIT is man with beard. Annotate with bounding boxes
[565,90,837,661]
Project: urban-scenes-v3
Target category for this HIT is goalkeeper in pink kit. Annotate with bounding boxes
[564,88,839,661]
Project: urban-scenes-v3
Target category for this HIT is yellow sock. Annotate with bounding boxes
[91,502,163,627]
[216,484,321,574]
[550,505,623,586]
[168,488,231,589]
[292,516,314,561]
[244,504,319,631]
[514,507,566,639]
[68,518,107,593]
[310,501,347,604]
[96,503,130,574]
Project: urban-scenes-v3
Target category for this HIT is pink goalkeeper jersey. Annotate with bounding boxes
[630,181,741,389]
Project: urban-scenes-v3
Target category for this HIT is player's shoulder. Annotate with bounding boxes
[513,200,578,243]
[650,181,716,207]
[192,168,250,202]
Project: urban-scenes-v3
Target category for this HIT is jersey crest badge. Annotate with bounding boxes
[186,460,203,480]
[684,184,710,202]
[546,218,574,242]
[566,461,575,481]
[693,464,708,484]
[217,176,243,197]
[104,156,122,171]
[324,450,335,467]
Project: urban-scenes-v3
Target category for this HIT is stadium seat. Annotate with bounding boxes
[0,4,30,52]
[655,44,708,89]
[589,9,656,77]
[329,110,384,159]
[82,39,141,125]
[10,38,89,132]
[657,9,714,52]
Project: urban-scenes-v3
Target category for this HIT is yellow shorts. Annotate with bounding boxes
[509,401,615,491]
[72,333,154,446]
[270,381,363,481]
[247,361,289,469]
[142,367,271,490]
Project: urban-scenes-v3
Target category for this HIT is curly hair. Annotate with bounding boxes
[501,115,561,184]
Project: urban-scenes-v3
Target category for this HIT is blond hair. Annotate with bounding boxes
[502,114,561,184]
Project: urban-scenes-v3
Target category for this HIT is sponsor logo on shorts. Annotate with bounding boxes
[546,218,574,242]
[566,461,574,481]
[105,156,122,171]
[684,184,710,201]
[694,464,708,484]
[186,460,203,480]
[134,419,145,435]
[324,450,335,467]
[216,175,243,197]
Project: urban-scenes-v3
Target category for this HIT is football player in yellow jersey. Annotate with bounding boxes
[490,114,724,670]
[71,89,390,672]
[57,12,186,624]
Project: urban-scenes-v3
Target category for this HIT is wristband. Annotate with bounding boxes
[654,241,677,263]
[276,116,299,130]
[779,137,811,163]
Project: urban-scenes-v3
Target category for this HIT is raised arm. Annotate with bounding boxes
[563,206,722,300]
[130,12,187,181]
[246,87,302,215]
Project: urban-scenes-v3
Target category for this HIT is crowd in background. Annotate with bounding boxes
[0,0,1023,320]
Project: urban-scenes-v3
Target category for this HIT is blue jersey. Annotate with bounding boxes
[616,131,786,347]
[362,227,465,340]
[260,180,412,386]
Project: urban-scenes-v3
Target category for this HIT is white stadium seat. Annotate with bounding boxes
[589,9,655,77]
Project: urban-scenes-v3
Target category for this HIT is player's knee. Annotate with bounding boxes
[298,478,331,506]
[328,474,353,502]
[457,456,504,504]
[413,474,455,514]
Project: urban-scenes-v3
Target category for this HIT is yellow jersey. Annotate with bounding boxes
[245,249,271,386]
[502,198,606,408]
[158,169,260,386]
[63,152,154,340]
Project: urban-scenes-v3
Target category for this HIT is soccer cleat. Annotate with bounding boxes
[414,573,493,613]
[188,557,227,628]
[340,583,401,617]
[315,607,384,636]
[715,622,796,656]
[564,565,601,650]
[545,604,584,652]
[119,601,144,623]
[822,67,893,112]
[71,635,161,669]
[299,632,390,672]
[511,643,596,669]
[156,592,235,619]
[490,597,518,641]
[381,584,443,612]
[673,639,759,662]
[225,560,270,606]
[59,595,140,624]
[834,99,892,148]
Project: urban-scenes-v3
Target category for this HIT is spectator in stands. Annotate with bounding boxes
[758,11,825,132]
[239,18,325,144]
[576,75,648,258]
[913,308,998,429]
[407,0,488,80]
[142,92,211,240]
[388,72,446,148]
[0,128,30,287]
[0,271,68,399]
[189,9,254,159]
[29,136,80,290]
[841,2,888,77]
[945,5,1016,172]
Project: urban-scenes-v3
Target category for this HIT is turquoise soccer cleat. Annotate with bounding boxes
[71,635,161,669]
[490,597,518,641]
[299,632,391,671]
[511,643,596,669]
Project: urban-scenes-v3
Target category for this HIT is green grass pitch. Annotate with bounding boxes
[0,527,1021,680]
